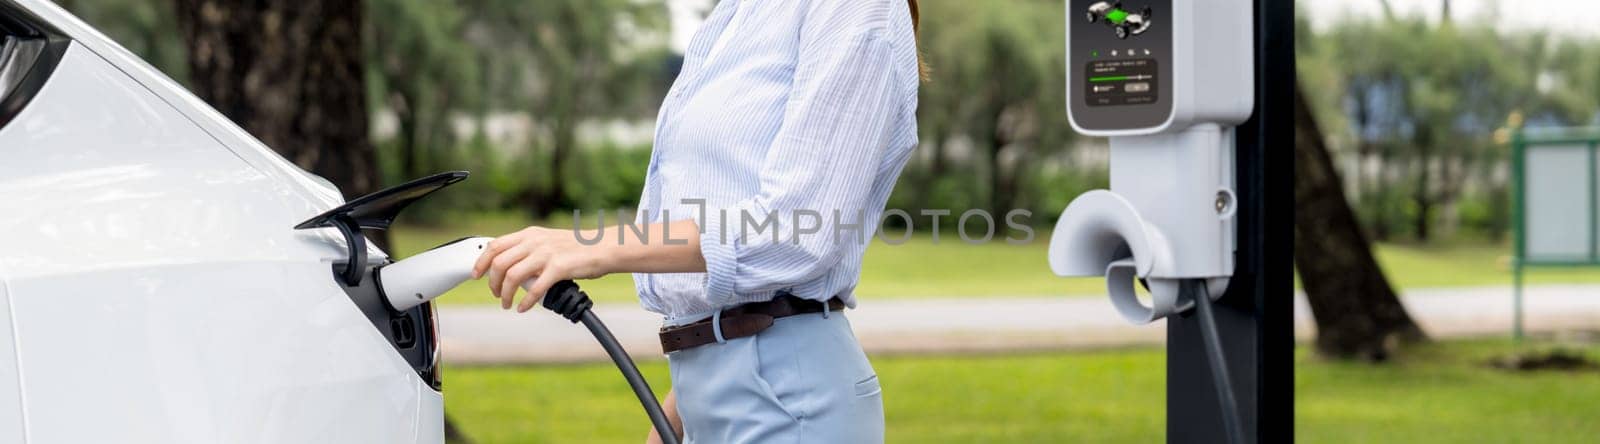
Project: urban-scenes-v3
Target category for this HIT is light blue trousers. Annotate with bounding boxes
[667,311,884,443]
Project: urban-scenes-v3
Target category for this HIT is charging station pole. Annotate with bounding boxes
[1164,1,1292,442]
[1049,0,1291,441]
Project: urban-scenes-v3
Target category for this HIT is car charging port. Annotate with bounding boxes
[333,262,441,390]
[293,171,471,391]
[390,312,417,349]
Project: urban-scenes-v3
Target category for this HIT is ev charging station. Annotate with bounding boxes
[1051,0,1293,442]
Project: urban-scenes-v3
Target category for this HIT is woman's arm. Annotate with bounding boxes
[693,26,905,302]
[475,7,906,311]
[472,219,705,312]
[644,389,683,444]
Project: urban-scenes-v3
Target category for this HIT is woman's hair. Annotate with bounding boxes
[907,0,920,34]
[907,0,930,81]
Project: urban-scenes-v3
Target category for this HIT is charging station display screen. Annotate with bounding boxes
[1085,59,1159,106]
[1070,0,1173,131]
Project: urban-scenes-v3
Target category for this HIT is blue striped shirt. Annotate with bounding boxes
[633,0,921,323]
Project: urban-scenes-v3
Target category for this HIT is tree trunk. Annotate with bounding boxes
[985,105,1013,219]
[548,110,574,213]
[172,0,388,249]
[1347,81,1389,241]
[989,128,1007,218]
[395,98,421,182]
[1370,153,1394,241]
[1293,81,1426,361]
[1413,193,1432,241]
[172,2,474,439]
[1412,133,1434,242]
[911,135,947,215]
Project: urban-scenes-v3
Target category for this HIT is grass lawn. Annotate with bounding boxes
[1295,340,1600,443]
[1371,243,1600,288]
[441,339,1600,443]
[390,213,1600,305]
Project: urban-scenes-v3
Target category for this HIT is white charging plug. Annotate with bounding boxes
[374,236,493,311]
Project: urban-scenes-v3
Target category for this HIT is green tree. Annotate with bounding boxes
[909,0,1075,219]
[1302,10,1597,242]
[57,0,188,81]
[462,0,670,218]
[1293,2,1600,358]
[366,0,482,185]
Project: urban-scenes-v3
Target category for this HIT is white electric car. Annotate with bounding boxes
[0,1,445,442]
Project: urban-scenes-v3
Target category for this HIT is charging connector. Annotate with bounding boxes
[374,236,492,312]
[373,237,679,443]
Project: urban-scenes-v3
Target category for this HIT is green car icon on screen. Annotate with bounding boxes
[1086,1,1154,39]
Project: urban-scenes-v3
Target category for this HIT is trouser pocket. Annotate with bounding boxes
[756,313,885,441]
[854,374,882,398]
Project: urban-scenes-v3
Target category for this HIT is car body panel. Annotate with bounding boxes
[7,0,354,224]
[0,1,442,442]
[0,274,23,443]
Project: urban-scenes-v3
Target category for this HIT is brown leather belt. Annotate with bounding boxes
[659,294,845,353]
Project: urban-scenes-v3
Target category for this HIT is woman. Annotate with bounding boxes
[473,0,923,441]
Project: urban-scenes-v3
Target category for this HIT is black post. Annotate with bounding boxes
[1165,0,1294,443]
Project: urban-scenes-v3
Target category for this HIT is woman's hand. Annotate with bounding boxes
[472,226,613,312]
[473,220,706,312]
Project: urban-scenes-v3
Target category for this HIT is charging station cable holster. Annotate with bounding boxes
[1049,125,1234,324]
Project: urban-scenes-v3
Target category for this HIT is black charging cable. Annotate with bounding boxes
[541,280,680,444]
[1190,280,1245,444]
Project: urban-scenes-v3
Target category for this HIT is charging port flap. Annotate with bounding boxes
[293,171,469,286]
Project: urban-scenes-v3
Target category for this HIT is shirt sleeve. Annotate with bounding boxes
[699,10,904,301]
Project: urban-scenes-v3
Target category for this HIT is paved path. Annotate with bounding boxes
[438,285,1600,364]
